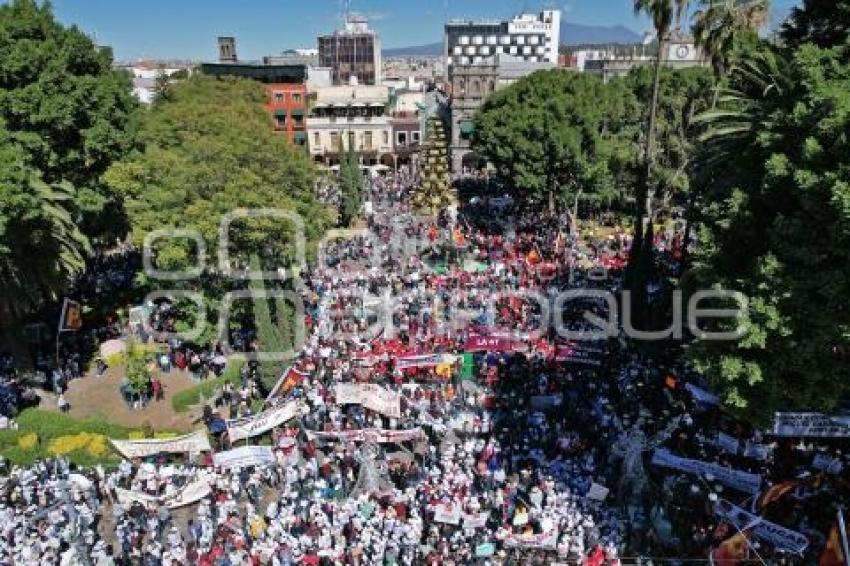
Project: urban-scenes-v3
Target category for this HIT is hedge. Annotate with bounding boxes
[170,360,244,413]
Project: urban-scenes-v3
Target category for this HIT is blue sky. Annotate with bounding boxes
[41,0,800,62]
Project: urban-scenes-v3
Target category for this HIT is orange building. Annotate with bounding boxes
[266,83,308,147]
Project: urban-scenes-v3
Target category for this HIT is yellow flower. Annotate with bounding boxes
[17,433,38,451]
[47,432,109,457]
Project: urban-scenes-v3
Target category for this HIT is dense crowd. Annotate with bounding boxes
[1,173,848,565]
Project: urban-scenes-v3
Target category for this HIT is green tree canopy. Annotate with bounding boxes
[782,0,850,53]
[472,70,628,213]
[338,144,363,227]
[105,75,332,276]
[687,43,850,423]
[0,0,139,244]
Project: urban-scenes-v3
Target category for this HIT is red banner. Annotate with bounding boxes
[463,334,521,353]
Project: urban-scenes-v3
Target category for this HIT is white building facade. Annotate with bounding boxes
[306,85,393,166]
[444,10,560,77]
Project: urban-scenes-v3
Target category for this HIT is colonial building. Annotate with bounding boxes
[444,10,560,77]
[581,33,708,82]
[448,63,499,173]
[318,17,382,86]
[306,85,392,166]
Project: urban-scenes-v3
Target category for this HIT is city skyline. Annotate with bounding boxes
[41,0,801,62]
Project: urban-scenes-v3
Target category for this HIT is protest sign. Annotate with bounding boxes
[587,482,610,502]
[432,504,462,525]
[226,401,302,443]
[772,413,850,438]
[166,476,211,509]
[463,512,490,529]
[109,431,210,459]
[714,499,809,554]
[475,543,496,557]
[743,441,771,461]
[335,383,401,419]
[651,448,762,494]
[213,446,276,469]
[504,530,559,550]
[463,335,520,353]
[306,428,426,444]
[395,354,443,369]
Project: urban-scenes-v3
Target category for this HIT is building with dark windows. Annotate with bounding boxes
[318,17,382,86]
[201,59,309,148]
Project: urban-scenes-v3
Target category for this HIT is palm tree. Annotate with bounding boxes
[693,0,770,78]
[627,0,688,326]
[0,176,91,318]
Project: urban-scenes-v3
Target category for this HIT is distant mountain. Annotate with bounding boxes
[383,21,643,58]
[562,22,642,45]
[384,42,443,58]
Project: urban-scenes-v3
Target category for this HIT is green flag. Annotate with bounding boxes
[461,353,475,380]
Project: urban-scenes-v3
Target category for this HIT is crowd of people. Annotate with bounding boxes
[1,173,849,565]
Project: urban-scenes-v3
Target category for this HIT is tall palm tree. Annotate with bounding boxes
[693,0,770,78]
[0,176,91,318]
[627,0,688,326]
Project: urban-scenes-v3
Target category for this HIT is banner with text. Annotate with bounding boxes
[714,499,809,554]
[109,431,210,459]
[306,427,426,444]
[226,401,303,443]
[213,445,276,469]
[335,383,401,419]
[772,413,850,438]
[651,448,762,494]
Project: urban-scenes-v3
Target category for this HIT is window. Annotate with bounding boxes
[348,132,355,150]
[411,131,421,144]
[515,35,525,45]
[365,131,374,149]
[292,93,302,103]
[314,132,320,147]
[330,132,340,151]
[487,35,498,45]
[397,131,407,146]
[382,131,389,146]
[273,91,284,103]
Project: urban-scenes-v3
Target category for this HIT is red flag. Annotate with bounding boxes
[755,480,798,512]
[820,523,845,566]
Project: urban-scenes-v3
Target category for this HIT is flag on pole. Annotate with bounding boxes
[58,299,83,332]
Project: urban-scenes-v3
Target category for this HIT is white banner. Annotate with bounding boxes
[227,401,303,443]
[586,482,610,502]
[714,499,808,554]
[395,354,443,369]
[109,431,211,459]
[463,512,490,529]
[115,474,210,509]
[773,413,850,438]
[335,383,401,419]
[305,428,426,444]
[166,476,212,508]
[504,530,559,550]
[432,504,462,525]
[213,445,276,469]
[651,449,762,494]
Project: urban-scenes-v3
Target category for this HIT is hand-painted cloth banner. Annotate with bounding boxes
[464,335,521,353]
[554,346,603,366]
[504,530,559,550]
[335,383,401,419]
[109,431,211,459]
[714,499,808,554]
[395,353,443,369]
[213,445,276,469]
[772,412,850,438]
[226,401,303,443]
[651,448,762,494]
[305,427,425,444]
[116,474,211,509]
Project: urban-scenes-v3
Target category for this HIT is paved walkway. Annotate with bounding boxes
[40,365,200,431]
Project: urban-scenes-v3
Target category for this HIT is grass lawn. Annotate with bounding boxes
[0,409,177,467]
[170,360,244,413]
